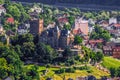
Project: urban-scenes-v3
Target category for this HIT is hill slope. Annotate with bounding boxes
[12,0,120,6]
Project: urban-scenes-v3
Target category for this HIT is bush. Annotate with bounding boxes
[65,68,75,73]
[46,64,51,68]
[55,68,65,74]
[73,65,90,70]
[87,70,93,73]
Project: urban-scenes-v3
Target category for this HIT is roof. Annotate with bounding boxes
[109,30,118,33]
[113,47,120,50]
[113,24,120,27]
[18,24,29,30]
[6,17,14,24]
[6,30,15,36]
[89,39,103,44]
[58,18,68,23]
[103,46,112,50]
[73,29,82,35]
[0,5,5,10]
[61,29,70,37]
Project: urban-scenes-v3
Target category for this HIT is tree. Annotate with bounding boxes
[90,25,111,41]
[0,0,4,4]
[11,33,34,45]
[110,67,116,77]
[116,67,120,77]
[68,16,75,25]
[63,23,71,30]
[62,47,73,59]
[7,4,21,20]
[74,35,83,45]
[0,58,9,79]
[95,51,104,63]
[27,65,40,80]
[35,43,57,63]
[21,42,35,60]
[0,45,24,79]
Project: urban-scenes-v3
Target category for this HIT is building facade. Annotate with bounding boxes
[30,19,43,36]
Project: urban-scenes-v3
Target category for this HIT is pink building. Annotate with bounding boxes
[73,18,89,35]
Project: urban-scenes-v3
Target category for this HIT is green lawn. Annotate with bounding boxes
[101,57,120,69]
[59,66,109,79]
[25,64,110,80]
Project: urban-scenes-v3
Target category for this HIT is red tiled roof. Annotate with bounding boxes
[58,18,68,23]
[114,24,120,27]
[0,5,5,9]
[109,30,118,33]
[6,17,14,24]
[89,39,103,44]
[72,29,82,35]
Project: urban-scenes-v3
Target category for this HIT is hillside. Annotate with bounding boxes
[12,0,120,6]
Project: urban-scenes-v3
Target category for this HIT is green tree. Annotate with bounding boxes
[62,47,73,59]
[110,67,116,77]
[35,43,57,63]
[0,0,4,4]
[0,58,9,79]
[74,35,83,45]
[63,23,71,30]
[11,34,34,45]
[7,4,21,20]
[116,67,120,77]
[0,45,24,79]
[96,51,104,63]
[21,42,35,60]
[68,16,75,25]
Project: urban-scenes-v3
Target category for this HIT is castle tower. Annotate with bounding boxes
[30,19,43,36]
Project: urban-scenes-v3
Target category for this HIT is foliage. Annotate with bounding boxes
[101,57,120,69]
[11,33,34,45]
[0,58,9,79]
[90,25,111,42]
[63,23,71,30]
[74,35,83,45]
[62,47,73,59]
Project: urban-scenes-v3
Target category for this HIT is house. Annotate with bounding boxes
[103,46,112,56]
[112,47,120,59]
[47,22,55,29]
[73,18,89,36]
[30,5,42,14]
[55,13,68,19]
[109,17,117,24]
[17,23,30,35]
[30,19,43,36]
[3,77,12,80]
[6,30,15,36]
[6,17,14,24]
[29,11,39,18]
[0,5,6,16]
[99,20,109,27]
[88,39,103,48]
[59,29,73,48]
[58,17,68,24]
[0,24,4,34]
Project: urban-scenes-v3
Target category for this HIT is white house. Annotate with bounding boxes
[109,17,117,24]
[0,5,6,16]
[17,23,30,35]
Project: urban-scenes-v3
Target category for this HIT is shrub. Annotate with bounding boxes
[65,68,75,73]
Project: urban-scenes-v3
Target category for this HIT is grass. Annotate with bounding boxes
[59,66,109,79]
[101,57,120,69]
[25,63,110,80]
